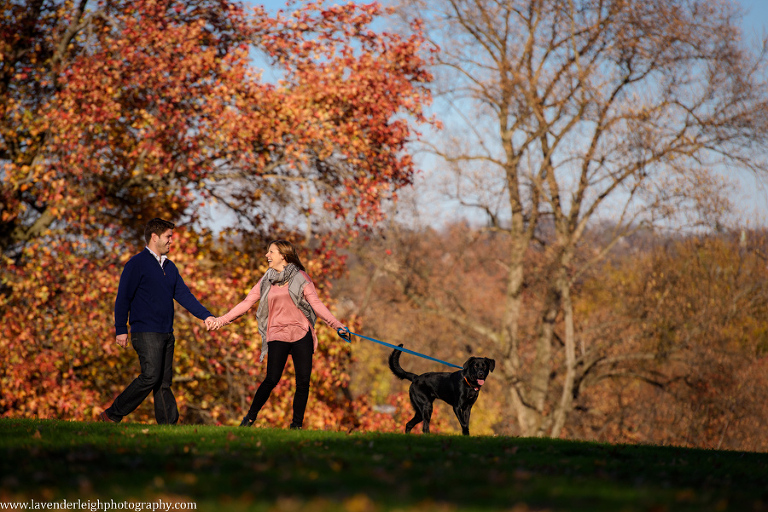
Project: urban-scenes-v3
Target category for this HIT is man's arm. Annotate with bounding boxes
[114,259,139,338]
[172,264,214,321]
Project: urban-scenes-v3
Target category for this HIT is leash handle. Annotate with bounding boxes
[346,330,463,370]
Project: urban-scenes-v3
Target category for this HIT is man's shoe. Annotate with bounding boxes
[289,423,302,430]
[98,411,116,423]
[239,415,254,427]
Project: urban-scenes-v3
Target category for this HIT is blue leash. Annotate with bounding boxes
[342,330,463,369]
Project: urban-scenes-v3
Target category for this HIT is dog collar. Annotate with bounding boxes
[464,376,481,391]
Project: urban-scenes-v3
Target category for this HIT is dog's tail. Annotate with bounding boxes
[389,344,418,382]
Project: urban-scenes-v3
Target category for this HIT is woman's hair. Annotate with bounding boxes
[269,240,306,272]
[144,218,175,244]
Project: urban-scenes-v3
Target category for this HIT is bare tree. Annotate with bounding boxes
[392,0,768,437]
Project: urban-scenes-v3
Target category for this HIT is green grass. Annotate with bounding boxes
[0,419,766,511]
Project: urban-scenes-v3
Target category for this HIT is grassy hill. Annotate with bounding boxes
[0,419,766,511]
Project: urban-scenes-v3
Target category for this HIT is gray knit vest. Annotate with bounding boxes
[255,270,317,362]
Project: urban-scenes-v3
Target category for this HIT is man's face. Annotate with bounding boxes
[152,229,173,255]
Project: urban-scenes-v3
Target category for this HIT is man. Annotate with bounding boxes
[99,218,216,424]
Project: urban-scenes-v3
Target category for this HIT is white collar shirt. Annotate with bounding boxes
[146,246,168,269]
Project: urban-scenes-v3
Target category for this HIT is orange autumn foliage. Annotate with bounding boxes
[338,224,768,449]
[0,0,434,428]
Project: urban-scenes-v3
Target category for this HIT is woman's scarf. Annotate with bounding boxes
[266,263,299,286]
[255,263,316,362]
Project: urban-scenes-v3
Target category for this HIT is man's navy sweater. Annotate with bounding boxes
[114,248,212,335]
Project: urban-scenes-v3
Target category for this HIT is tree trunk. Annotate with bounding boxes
[550,262,576,438]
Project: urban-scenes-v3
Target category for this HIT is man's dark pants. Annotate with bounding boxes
[105,332,179,424]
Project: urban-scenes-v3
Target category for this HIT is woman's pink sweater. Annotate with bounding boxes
[216,271,344,351]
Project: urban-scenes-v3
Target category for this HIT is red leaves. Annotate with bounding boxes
[227,0,436,230]
[1,0,434,428]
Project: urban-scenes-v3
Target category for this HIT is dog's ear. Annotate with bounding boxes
[463,357,475,370]
[487,359,495,372]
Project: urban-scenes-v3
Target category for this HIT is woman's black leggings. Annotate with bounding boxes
[246,330,314,427]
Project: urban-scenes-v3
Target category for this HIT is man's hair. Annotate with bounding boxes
[144,218,175,244]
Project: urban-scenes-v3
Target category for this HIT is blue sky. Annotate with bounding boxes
[245,0,768,224]
[726,0,768,222]
[252,0,768,25]
[739,0,768,40]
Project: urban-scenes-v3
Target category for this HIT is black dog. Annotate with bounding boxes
[389,345,495,436]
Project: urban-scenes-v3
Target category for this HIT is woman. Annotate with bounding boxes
[212,240,350,429]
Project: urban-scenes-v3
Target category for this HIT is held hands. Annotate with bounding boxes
[337,326,351,342]
[204,316,221,331]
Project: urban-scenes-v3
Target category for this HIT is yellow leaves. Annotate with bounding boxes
[37,285,50,302]
[0,0,434,426]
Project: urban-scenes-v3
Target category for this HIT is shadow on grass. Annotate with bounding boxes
[1,419,767,511]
